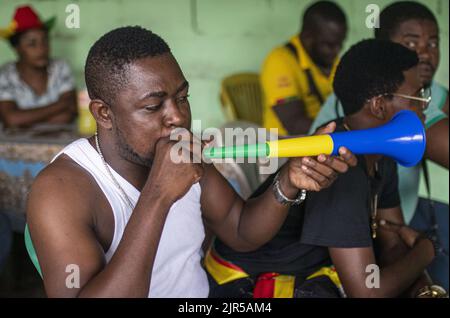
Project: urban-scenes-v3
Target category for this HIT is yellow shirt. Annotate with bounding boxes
[260,35,338,135]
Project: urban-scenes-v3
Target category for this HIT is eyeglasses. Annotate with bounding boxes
[385,87,432,110]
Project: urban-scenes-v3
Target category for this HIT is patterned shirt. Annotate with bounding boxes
[0,59,75,109]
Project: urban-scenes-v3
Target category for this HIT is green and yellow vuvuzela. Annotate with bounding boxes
[203,135,334,159]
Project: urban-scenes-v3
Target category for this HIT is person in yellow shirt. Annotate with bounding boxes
[261,1,347,135]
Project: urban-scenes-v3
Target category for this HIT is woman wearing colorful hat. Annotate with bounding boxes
[0,5,77,129]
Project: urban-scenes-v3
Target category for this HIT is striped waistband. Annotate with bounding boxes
[205,248,344,298]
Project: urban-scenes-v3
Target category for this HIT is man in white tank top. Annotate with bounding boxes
[26,26,357,297]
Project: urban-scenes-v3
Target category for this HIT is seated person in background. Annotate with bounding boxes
[208,40,444,298]
[310,2,448,170]
[0,5,77,129]
[309,1,449,289]
[260,1,347,136]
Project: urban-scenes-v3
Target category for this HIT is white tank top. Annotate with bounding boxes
[52,138,209,298]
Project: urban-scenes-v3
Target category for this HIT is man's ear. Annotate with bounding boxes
[368,96,388,121]
[89,99,113,130]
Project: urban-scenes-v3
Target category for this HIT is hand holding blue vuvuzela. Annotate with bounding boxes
[203,110,426,167]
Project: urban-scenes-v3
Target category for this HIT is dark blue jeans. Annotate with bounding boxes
[409,197,449,290]
[0,212,13,273]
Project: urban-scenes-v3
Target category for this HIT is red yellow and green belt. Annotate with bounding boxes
[205,247,345,298]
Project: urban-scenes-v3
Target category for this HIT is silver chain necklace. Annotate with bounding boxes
[94,132,135,210]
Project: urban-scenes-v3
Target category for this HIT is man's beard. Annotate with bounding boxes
[114,126,153,168]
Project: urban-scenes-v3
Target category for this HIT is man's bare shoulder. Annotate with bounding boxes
[26,154,109,296]
[27,154,101,221]
[33,154,98,194]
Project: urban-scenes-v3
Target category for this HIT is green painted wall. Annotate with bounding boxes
[0,0,448,202]
[1,0,448,126]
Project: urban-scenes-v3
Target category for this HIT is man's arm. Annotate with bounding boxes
[377,207,432,296]
[273,98,313,135]
[27,159,176,297]
[329,206,434,298]
[329,237,435,298]
[0,90,76,128]
[376,207,410,266]
[201,123,357,252]
[261,49,311,135]
[46,90,78,124]
[425,118,449,169]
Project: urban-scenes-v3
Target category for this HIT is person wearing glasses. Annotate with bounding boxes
[309,1,449,290]
[207,40,446,298]
[387,87,431,108]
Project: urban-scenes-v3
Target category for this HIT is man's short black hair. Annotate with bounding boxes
[375,1,438,40]
[301,1,346,32]
[333,39,419,116]
[85,26,171,105]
